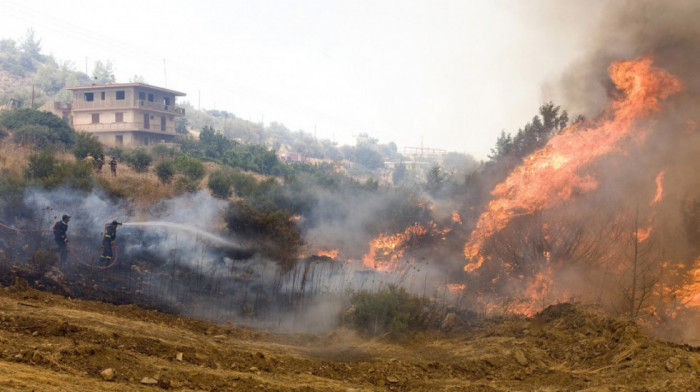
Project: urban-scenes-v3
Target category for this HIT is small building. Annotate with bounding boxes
[64,83,185,148]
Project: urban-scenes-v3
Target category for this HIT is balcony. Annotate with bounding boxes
[74,121,177,134]
[138,100,185,115]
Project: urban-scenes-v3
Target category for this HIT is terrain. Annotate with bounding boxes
[0,279,697,392]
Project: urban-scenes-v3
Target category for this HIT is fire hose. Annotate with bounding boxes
[0,221,119,270]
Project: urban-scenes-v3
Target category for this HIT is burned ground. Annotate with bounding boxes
[0,279,697,392]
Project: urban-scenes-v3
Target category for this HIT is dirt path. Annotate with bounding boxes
[0,283,698,391]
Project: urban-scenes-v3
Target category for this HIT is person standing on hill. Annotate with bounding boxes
[53,214,70,265]
[109,157,118,177]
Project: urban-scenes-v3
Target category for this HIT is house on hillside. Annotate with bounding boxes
[60,83,186,147]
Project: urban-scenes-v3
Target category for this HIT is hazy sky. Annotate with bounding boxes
[1,0,607,160]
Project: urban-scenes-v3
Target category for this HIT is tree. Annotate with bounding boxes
[173,155,205,181]
[124,148,153,173]
[154,160,175,184]
[0,109,75,146]
[392,162,407,186]
[424,164,446,195]
[25,149,56,180]
[20,29,42,60]
[72,132,103,160]
[92,60,115,84]
[208,170,233,199]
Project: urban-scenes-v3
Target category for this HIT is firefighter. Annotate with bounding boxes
[100,220,122,265]
[109,157,118,177]
[53,214,70,265]
[95,154,104,173]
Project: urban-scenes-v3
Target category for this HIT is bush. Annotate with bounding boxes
[154,160,175,184]
[124,148,153,173]
[344,285,427,338]
[25,149,56,179]
[207,170,233,199]
[42,160,93,191]
[106,147,124,160]
[13,124,52,148]
[174,155,205,181]
[174,176,199,193]
[224,200,301,268]
[0,108,74,146]
[151,144,177,158]
[29,250,57,275]
[72,132,104,160]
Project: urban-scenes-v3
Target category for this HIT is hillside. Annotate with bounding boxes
[1,281,698,392]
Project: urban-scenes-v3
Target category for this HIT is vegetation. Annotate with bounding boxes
[124,148,153,173]
[344,285,428,338]
[224,200,302,269]
[0,108,75,147]
[154,160,176,184]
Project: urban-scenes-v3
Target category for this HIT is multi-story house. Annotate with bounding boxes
[63,83,186,148]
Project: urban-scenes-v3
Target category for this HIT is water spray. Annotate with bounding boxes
[123,221,241,249]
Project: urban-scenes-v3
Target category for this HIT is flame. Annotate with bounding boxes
[635,226,653,243]
[447,283,465,293]
[363,223,428,271]
[652,171,665,204]
[316,249,339,259]
[464,57,682,272]
[451,211,463,224]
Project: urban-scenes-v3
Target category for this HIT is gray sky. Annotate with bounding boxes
[1,0,606,160]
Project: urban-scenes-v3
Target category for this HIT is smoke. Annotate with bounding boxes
[524,0,700,342]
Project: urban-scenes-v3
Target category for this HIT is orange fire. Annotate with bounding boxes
[363,223,428,271]
[316,249,339,259]
[451,211,463,224]
[464,57,682,272]
[651,171,665,204]
[447,283,465,294]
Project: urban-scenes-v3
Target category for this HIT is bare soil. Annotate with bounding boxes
[0,280,698,392]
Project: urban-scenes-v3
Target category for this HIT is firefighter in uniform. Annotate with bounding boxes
[100,220,122,264]
[53,214,70,265]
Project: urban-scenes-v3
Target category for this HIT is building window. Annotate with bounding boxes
[100,92,105,100]
[144,114,150,129]
[139,91,145,101]
[116,91,125,100]
[148,93,154,102]
[161,116,166,131]
[116,135,123,145]
[164,97,170,105]
[91,113,100,124]
[85,93,94,102]
[115,112,124,123]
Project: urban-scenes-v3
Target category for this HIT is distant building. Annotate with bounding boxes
[62,83,186,148]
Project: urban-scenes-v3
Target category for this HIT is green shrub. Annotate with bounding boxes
[224,200,301,269]
[41,160,93,191]
[0,108,74,146]
[174,155,205,181]
[0,174,26,210]
[207,170,234,199]
[13,124,52,148]
[174,176,199,193]
[25,149,56,179]
[344,285,427,338]
[154,160,175,184]
[106,146,124,160]
[124,148,153,173]
[72,131,104,160]
[151,144,177,158]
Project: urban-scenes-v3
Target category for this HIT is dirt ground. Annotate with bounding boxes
[0,281,698,392]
